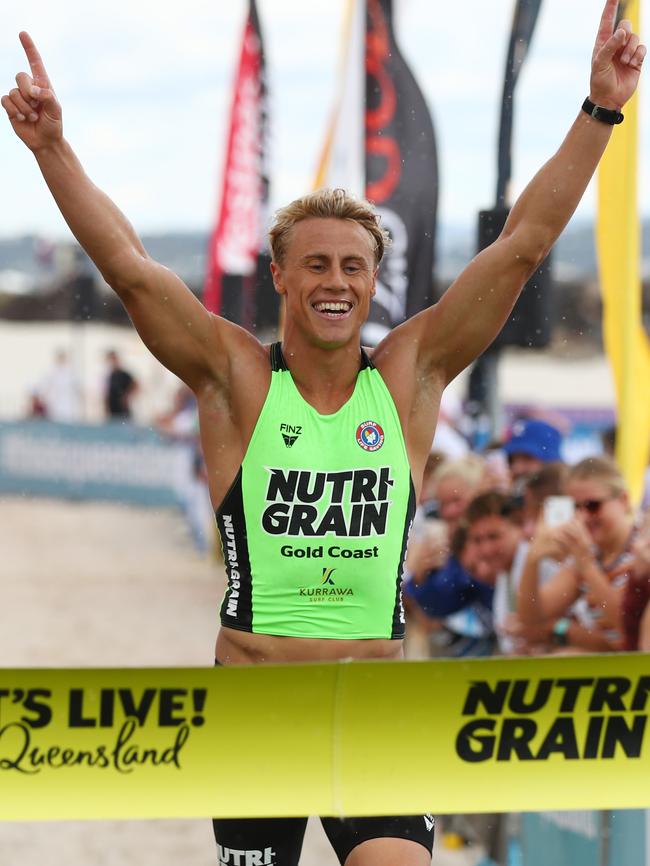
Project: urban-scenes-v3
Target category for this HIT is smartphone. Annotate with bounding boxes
[483,448,510,492]
[543,495,575,527]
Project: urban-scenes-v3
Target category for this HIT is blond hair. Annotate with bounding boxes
[269,188,390,266]
[432,454,486,492]
[568,455,627,496]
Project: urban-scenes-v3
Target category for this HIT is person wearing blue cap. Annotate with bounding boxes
[503,418,563,483]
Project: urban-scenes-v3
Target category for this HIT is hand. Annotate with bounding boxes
[500,613,552,653]
[590,0,646,110]
[408,541,449,584]
[481,451,511,493]
[610,534,650,582]
[2,32,62,152]
[632,535,650,577]
[559,518,594,564]
[529,523,572,562]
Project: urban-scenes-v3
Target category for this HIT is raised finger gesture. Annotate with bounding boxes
[590,0,646,109]
[1,32,62,152]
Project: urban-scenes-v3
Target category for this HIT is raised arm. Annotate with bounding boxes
[1,32,239,393]
[517,526,579,625]
[517,521,622,651]
[411,0,646,385]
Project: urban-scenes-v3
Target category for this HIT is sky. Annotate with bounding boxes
[0,0,647,241]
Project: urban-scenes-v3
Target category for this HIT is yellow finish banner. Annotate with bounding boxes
[597,0,650,505]
[1,655,650,820]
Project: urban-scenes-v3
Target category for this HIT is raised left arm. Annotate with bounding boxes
[411,0,645,385]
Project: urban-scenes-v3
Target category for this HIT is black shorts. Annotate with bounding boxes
[212,814,435,865]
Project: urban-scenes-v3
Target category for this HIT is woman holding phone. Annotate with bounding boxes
[516,456,637,652]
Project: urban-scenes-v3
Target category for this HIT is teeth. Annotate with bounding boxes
[315,302,351,312]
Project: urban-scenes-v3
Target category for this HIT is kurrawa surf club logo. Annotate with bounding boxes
[321,567,336,586]
[298,567,354,602]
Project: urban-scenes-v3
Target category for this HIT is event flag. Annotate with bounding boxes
[203,0,270,329]
[314,0,365,196]
[315,0,438,345]
[596,0,650,504]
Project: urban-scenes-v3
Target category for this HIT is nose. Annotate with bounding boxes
[325,263,349,290]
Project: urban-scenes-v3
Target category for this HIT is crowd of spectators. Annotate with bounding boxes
[403,416,650,658]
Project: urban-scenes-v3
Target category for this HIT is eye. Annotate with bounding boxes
[309,263,326,272]
[344,265,361,274]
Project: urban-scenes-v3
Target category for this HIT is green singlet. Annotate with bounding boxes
[215,343,415,639]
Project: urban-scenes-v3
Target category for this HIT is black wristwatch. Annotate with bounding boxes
[582,97,624,125]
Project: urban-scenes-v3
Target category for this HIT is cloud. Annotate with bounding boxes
[1,0,648,239]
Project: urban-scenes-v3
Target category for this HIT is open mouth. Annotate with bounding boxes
[312,301,353,319]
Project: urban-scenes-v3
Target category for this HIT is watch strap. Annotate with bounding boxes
[582,97,624,125]
[552,617,571,647]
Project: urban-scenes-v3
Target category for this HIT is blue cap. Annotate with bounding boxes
[503,419,562,462]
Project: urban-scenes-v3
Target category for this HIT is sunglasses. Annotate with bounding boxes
[573,495,616,515]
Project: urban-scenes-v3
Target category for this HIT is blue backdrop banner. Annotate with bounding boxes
[0,420,188,507]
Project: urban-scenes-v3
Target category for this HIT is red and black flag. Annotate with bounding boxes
[203,0,271,330]
[316,0,439,345]
[364,0,438,344]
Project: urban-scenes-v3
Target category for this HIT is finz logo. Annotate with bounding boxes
[356,420,384,452]
[320,567,336,585]
[280,422,302,448]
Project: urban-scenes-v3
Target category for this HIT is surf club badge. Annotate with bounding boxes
[356,420,385,452]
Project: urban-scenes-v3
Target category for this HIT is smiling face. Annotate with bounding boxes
[508,452,545,482]
[435,475,478,532]
[270,217,377,349]
[466,515,521,585]
[567,477,630,551]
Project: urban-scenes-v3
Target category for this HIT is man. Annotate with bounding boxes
[405,491,531,656]
[2,4,644,864]
[36,348,82,422]
[502,418,563,485]
[404,518,497,659]
[104,348,138,419]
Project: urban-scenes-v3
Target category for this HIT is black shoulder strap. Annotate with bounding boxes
[271,342,373,371]
[360,347,375,370]
[270,342,288,371]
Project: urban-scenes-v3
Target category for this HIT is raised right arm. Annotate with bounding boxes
[2,32,239,393]
[516,528,579,625]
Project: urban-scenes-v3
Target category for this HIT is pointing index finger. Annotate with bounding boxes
[18,31,52,88]
[596,0,621,50]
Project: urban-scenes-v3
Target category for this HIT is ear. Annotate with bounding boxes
[370,266,378,299]
[270,261,286,296]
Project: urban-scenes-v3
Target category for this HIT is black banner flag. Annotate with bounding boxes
[363,0,438,345]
